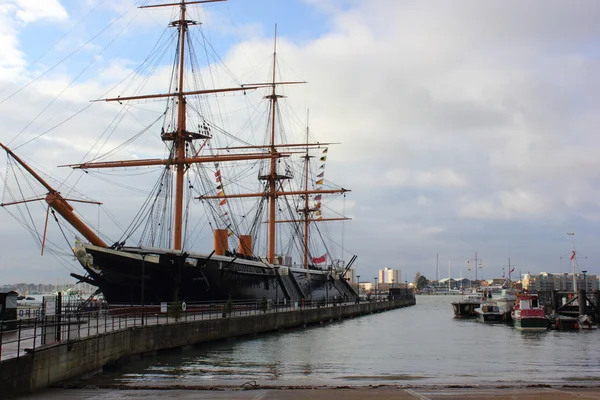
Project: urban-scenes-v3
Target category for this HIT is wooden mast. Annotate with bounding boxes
[267,26,279,263]
[303,121,310,268]
[173,1,188,250]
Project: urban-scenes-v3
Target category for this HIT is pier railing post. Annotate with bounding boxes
[17,319,22,358]
[33,316,37,354]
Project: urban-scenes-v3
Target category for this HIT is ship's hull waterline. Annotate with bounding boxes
[74,245,357,306]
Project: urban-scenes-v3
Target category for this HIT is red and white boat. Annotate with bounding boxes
[511,293,549,331]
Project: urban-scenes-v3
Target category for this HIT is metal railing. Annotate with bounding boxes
[1,297,394,361]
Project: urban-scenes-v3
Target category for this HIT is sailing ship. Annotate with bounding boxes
[0,0,357,306]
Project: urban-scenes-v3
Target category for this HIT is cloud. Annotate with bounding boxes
[3,0,600,283]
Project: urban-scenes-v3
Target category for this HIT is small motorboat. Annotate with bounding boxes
[474,302,505,323]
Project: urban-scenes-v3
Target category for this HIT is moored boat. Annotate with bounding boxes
[451,292,485,318]
[474,301,504,323]
[511,293,549,331]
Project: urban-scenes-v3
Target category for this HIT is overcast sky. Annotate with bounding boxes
[1,0,599,285]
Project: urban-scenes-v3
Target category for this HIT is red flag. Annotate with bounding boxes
[219,199,226,206]
[312,254,326,264]
[570,251,575,261]
[509,267,515,274]
[215,170,221,177]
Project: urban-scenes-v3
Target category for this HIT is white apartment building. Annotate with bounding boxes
[378,267,401,286]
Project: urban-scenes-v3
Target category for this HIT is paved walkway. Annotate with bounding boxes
[15,386,600,399]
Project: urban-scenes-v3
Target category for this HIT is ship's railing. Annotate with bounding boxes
[1,296,398,361]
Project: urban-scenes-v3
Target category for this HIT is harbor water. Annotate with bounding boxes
[80,295,600,388]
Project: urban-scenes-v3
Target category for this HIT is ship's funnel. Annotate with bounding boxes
[214,229,229,255]
[238,235,252,257]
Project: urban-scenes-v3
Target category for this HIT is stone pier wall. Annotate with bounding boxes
[0,298,415,398]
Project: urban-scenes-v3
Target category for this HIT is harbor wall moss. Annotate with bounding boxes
[0,298,415,398]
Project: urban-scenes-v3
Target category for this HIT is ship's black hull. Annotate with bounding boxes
[74,245,357,306]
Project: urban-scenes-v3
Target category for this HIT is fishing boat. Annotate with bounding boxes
[451,292,485,318]
[474,301,504,323]
[0,1,357,306]
[511,293,549,331]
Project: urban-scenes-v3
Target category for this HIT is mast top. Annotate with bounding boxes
[139,0,226,9]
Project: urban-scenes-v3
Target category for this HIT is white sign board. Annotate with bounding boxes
[161,302,167,313]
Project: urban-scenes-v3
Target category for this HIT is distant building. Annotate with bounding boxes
[344,269,357,283]
[378,267,401,286]
[522,272,598,292]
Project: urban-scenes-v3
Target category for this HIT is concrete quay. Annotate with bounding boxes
[1,298,415,399]
[15,386,600,399]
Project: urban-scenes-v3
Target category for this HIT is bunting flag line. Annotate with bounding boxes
[215,170,221,177]
[219,199,226,206]
[319,164,325,169]
[216,184,222,190]
[509,267,515,274]
[315,202,321,209]
[228,231,234,237]
[315,210,321,216]
[314,194,322,201]
[322,148,328,154]
[217,191,224,197]
[312,254,326,264]
[215,176,222,183]
[570,250,576,261]
[315,179,324,185]
[319,156,327,162]
[317,171,324,178]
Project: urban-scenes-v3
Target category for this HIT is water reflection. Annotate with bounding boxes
[82,295,600,387]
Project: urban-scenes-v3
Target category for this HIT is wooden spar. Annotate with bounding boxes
[267,25,278,264]
[241,81,306,87]
[61,152,288,169]
[139,0,226,9]
[93,86,259,103]
[41,205,50,255]
[1,197,102,206]
[211,142,337,151]
[198,188,350,200]
[273,217,351,223]
[0,141,108,248]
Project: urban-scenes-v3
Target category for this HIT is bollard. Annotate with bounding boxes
[551,290,558,313]
[595,290,600,322]
[579,289,586,317]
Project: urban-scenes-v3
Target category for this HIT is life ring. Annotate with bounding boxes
[181,302,187,311]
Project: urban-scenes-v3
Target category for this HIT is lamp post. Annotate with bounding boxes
[374,277,378,302]
[356,275,360,303]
